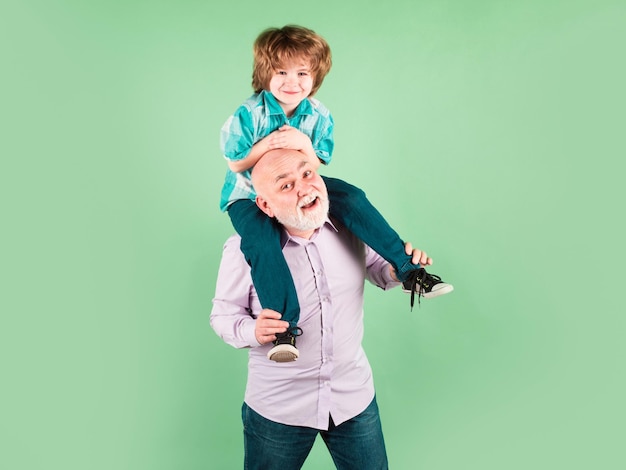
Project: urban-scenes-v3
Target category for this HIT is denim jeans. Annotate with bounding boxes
[227,177,416,328]
[322,176,416,279]
[241,397,388,470]
[228,199,300,327]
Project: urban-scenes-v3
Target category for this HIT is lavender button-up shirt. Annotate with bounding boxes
[210,218,399,430]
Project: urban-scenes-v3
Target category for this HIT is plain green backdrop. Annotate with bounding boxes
[2,0,625,469]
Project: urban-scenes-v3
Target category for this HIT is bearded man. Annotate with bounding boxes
[210,148,433,470]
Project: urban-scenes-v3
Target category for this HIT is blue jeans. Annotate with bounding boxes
[228,177,416,328]
[228,199,299,327]
[323,176,416,279]
[241,397,388,470]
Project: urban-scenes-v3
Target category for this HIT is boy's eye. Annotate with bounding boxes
[277,71,287,75]
[298,71,309,76]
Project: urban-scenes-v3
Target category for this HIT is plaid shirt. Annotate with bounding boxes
[219,90,334,211]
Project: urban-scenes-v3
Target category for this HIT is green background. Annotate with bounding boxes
[2,0,624,468]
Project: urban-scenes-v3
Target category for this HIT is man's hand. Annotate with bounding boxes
[404,241,433,267]
[255,309,289,345]
[390,242,433,281]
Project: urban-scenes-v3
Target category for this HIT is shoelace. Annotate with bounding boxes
[406,268,443,310]
[288,326,303,337]
[406,269,426,310]
[275,326,303,342]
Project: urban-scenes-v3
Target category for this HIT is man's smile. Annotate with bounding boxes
[299,195,320,211]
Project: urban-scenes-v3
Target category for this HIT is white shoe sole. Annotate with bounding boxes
[403,283,454,299]
[267,344,299,362]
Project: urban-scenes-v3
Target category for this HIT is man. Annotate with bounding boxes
[210,148,433,469]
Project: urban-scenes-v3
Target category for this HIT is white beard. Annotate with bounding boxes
[275,193,329,233]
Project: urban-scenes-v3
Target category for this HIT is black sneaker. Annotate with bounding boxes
[267,327,303,363]
[402,268,453,309]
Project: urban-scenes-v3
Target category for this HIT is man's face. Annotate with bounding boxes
[253,150,329,238]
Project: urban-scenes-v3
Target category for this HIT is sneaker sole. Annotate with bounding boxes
[267,344,299,362]
[402,283,454,299]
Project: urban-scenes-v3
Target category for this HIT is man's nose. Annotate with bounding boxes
[296,180,311,196]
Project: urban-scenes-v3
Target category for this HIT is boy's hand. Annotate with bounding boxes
[266,125,313,151]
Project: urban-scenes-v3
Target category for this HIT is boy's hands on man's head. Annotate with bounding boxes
[265,125,311,151]
[263,125,318,163]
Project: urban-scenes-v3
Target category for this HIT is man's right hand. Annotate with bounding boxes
[255,309,289,345]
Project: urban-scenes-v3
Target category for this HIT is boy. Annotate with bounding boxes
[220,25,452,363]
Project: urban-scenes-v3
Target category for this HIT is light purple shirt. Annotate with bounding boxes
[210,219,400,430]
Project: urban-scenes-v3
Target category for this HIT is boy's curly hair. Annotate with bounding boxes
[252,25,332,96]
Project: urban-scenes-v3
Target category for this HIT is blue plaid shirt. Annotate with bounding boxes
[219,90,334,211]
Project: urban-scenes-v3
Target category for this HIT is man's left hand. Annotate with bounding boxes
[389,242,433,281]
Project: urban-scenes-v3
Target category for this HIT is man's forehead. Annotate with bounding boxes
[273,159,310,183]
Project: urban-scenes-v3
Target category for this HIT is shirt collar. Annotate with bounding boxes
[280,217,339,248]
[261,90,314,118]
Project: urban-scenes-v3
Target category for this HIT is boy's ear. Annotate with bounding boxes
[255,196,274,218]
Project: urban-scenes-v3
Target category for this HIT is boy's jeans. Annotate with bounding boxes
[228,176,416,328]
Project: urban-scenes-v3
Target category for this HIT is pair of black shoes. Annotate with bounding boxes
[267,268,453,363]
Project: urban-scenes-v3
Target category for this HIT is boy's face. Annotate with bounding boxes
[268,60,314,115]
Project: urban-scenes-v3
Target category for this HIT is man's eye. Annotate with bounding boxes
[281,183,293,191]
[303,170,312,177]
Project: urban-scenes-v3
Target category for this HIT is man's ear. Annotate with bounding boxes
[255,196,274,218]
